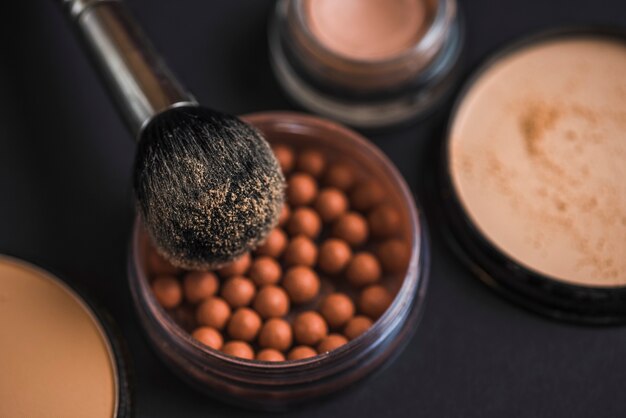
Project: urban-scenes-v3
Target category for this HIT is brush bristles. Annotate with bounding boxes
[134,106,285,270]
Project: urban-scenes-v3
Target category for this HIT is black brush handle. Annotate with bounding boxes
[59,0,197,136]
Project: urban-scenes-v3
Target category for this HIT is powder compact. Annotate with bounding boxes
[0,255,131,417]
[438,28,626,323]
[269,0,463,129]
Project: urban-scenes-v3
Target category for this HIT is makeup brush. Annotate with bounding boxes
[58,0,284,269]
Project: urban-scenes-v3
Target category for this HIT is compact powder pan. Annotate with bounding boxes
[0,255,130,417]
[439,28,626,323]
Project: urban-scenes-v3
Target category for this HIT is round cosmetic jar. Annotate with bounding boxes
[128,112,429,408]
[0,254,131,417]
[268,0,463,129]
[437,28,626,324]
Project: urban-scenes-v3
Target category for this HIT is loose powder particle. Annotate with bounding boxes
[519,101,562,156]
[450,37,626,286]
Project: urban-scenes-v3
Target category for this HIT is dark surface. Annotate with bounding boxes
[2,0,626,417]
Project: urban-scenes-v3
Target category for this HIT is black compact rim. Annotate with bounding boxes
[0,253,133,416]
[437,26,626,325]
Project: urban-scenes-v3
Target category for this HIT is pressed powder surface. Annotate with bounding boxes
[304,0,428,61]
[0,257,117,417]
[450,37,626,286]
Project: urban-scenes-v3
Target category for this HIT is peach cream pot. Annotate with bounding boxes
[269,0,463,129]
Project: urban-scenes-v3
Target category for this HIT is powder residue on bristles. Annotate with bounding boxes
[134,107,285,270]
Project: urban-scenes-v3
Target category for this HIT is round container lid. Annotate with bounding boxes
[0,255,130,417]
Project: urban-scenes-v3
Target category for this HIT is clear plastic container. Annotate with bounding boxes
[128,112,429,409]
[268,0,463,129]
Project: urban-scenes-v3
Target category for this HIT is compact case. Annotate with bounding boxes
[0,255,131,417]
[437,27,626,324]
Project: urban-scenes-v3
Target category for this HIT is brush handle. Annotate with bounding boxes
[59,0,197,136]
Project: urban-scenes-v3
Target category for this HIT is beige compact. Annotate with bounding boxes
[440,29,626,323]
[0,256,129,417]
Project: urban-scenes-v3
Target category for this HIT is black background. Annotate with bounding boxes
[2,1,626,417]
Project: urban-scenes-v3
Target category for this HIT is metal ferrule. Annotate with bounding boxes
[60,0,197,136]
